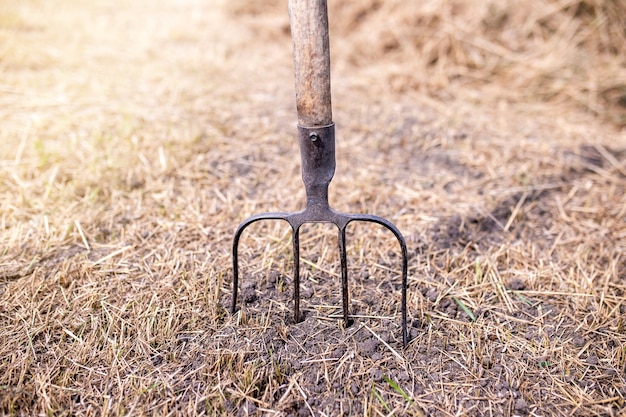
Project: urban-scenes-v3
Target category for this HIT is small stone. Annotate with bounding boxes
[514,398,528,413]
[586,354,599,365]
[572,335,586,348]
[508,278,526,291]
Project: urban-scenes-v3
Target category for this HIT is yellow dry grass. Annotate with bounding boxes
[1,0,625,416]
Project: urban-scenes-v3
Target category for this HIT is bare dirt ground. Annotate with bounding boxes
[1,0,625,416]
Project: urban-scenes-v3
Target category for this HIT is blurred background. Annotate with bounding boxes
[229,0,626,127]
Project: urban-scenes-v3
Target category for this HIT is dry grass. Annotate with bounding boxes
[231,0,626,125]
[1,0,625,416]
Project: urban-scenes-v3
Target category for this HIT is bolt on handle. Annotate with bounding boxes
[289,0,332,127]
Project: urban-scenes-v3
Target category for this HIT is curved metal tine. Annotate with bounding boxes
[346,214,409,348]
[338,225,354,327]
[231,212,291,315]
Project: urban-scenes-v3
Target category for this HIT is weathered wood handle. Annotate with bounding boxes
[288,0,332,127]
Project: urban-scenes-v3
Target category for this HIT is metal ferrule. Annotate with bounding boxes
[298,123,335,209]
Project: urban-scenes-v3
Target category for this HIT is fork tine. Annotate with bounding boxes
[292,225,302,323]
[338,225,354,327]
[231,213,291,315]
[231,223,244,314]
[345,215,409,347]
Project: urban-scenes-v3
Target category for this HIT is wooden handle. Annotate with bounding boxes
[289,0,332,127]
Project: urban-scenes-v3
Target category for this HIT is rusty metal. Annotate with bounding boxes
[232,123,409,347]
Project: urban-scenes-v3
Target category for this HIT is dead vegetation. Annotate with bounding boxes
[1,0,625,416]
[230,0,626,126]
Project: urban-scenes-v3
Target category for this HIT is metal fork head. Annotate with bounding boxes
[232,124,409,347]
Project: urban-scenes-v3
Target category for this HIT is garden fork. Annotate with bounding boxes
[231,0,409,347]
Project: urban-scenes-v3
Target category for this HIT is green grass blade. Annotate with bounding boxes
[453,297,477,322]
[511,290,534,306]
[383,376,413,404]
[371,383,391,412]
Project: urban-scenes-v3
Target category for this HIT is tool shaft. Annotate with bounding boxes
[289,0,332,127]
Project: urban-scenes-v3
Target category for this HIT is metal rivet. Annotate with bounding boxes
[310,132,319,142]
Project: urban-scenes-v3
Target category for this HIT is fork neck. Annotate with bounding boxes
[298,124,335,209]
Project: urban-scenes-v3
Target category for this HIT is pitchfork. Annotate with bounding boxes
[231,0,409,347]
